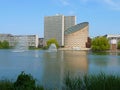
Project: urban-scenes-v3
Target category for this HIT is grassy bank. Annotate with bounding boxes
[0,72,120,90]
[0,72,44,90]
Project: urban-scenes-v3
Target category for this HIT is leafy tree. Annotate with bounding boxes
[0,40,9,49]
[0,41,2,48]
[117,41,120,49]
[91,37,110,51]
[2,40,9,49]
[46,38,59,48]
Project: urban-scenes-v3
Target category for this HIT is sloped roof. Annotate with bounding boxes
[64,22,89,35]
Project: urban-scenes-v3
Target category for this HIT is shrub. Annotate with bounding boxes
[46,38,59,48]
[0,40,10,49]
[117,41,120,49]
[14,71,36,90]
[0,72,44,90]
[91,37,110,51]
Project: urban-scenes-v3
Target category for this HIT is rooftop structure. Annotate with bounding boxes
[65,22,88,35]
[64,22,89,50]
[106,34,120,39]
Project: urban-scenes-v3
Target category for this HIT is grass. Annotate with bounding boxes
[64,72,120,90]
[0,80,44,90]
[0,80,14,90]
[0,72,120,90]
[0,72,44,90]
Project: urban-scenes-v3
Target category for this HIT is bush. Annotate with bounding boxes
[117,41,120,49]
[46,38,59,48]
[0,72,44,90]
[0,40,9,49]
[91,37,110,51]
[14,71,36,90]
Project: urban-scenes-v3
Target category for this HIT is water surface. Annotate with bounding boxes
[0,50,120,88]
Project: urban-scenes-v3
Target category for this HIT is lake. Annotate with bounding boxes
[0,49,120,88]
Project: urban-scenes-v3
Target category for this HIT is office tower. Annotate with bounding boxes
[44,14,76,46]
[64,16,76,30]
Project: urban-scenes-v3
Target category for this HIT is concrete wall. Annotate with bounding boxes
[64,26,89,49]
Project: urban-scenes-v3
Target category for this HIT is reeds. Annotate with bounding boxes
[64,73,120,90]
[0,72,120,90]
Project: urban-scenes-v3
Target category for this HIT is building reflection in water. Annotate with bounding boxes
[42,50,88,88]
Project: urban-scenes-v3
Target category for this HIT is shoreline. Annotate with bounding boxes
[58,48,91,51]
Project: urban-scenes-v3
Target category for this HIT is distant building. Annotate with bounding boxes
[0,34,13,46]
[38,38,44,48]
[44,14,76,46]
[106,34,120,51]
[0,34,39,48]
[44,14,89,50]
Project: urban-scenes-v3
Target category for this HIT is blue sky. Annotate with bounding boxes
[0,0,120,38]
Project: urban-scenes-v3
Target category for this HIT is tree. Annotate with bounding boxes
[91,37,110,51]
[0,41,2,48]
[117,41,120,49]
[2,40,9,49]
[46,38,59,48]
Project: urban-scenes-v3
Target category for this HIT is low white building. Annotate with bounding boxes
[106,34,120,43]
[106,34,120,50]
[0,34,39,48]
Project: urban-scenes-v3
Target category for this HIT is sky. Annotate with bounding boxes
[0,0,120,38]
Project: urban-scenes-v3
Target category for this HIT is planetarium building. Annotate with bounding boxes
[64,22,89,50]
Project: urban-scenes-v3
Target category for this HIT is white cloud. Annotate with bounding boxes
[60,0,70,6]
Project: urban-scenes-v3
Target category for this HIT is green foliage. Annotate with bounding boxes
[46,38,59,48]
[1,72,120,90]
[117,41,120,49]
[64,73,120,90]
[42,46,49,50]
[0,80,14,90]
[64,73,82,90]
[0,41,2,48]
[84,73,120,90]
[91,37,110,51]
[0,72,44,90]
[2,40,9,48]
[14,71,36,90]
[0,40,9,49]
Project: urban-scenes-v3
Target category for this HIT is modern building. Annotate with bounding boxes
[0,34,39,48]
[44,14,89,50]
[64,16,76,30]
[64,22,89,50]
[44,14,76,46]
